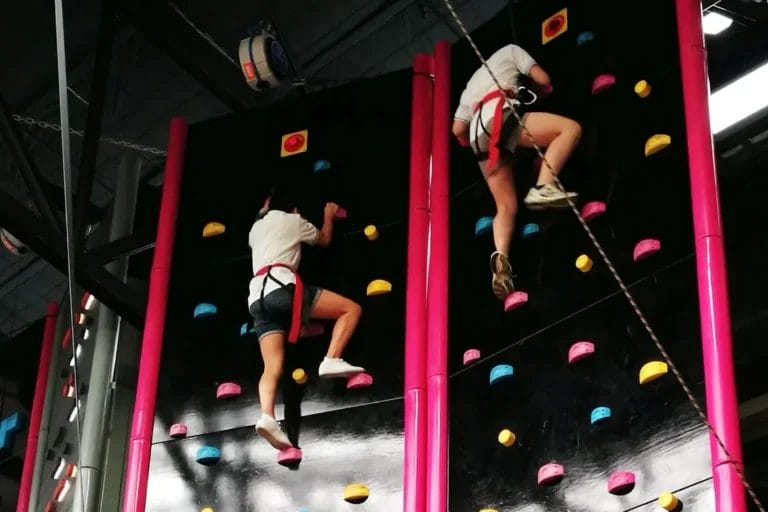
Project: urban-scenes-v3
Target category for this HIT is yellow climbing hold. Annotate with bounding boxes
[364,225,379,241]
[343,483,369,504]
[658,492,679,510]
[202,222,225,238]
[634,80,652,98]
[479,509,499,512]
[366,279,392,296]
[575,254,593,273]
[644,134,671,157]
[201,508,214,512]
[292,368,308,385]
[498,429,516,447]
[639,361,668,384]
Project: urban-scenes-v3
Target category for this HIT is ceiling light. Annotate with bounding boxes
[702,12,733,35]
[710,60,768,134]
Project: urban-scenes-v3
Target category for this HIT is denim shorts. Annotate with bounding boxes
[249,283,322,341]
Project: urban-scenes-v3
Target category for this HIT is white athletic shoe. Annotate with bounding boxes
[255,414,293,450]
[524,184,578,209]
[318,357,365,378]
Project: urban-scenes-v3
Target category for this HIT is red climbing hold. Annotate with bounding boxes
[216,382,242,399]
[347,372,373,390]
[277,447,303,467]
[169,423,188,438]
[633,239,661,262]
[335,207,348,220]
[568,341,595,364]
[608,471,636,495]
[581,201,606,222]
[504,291,528,312]
[538,463,565,485]
[591,74,616,95]
[463,349,481,366]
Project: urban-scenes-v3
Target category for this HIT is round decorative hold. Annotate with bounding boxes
[633,239,661,262]
[537,462,565,486]
[522,223,540,239]
[568,341,595,364]
[498,429,517,447]
[364,225,379,241]
[284,134,305,153]
[193,303,217,319]
[366,279,392,296]
[504,291,528,312]
[463,349,481,366]
[590,406,611,425]
[169,423,188,438]
[607,471,636,495]
[202,222,226,238]
[475,216,493,237]
[343,483,370,504]
[347,372,374,390]
[277,447,303,467]
[644,134,671,157]
[639,361,668,384]
[313,160,331,172]
[635,80,652,98]
[591,74,616,95]
[658,492,680,511]
[292,368,308,385]
[581,201,606,222]
[216,382,242,399]
[576,254,593,273]
[489,364,514,385]
[195,445,221,466]
[576,31,595,47]
[335,207,348,220]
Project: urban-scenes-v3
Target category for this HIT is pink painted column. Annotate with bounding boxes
[675,1,746,511]
[426,40,450,512]
[122,117,188,512]
[403,53,433,512]
[16,302,59,512]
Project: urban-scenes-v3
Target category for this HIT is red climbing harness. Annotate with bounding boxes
[255,263,303,344]
[473,89,515,171]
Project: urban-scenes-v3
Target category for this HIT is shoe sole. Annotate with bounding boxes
[256,425,293,451]
[492,275,515,300]
[318,369,365,379]
[525,196,578,210]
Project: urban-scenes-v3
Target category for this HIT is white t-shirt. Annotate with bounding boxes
[247,210,320,306]
[454,44,537,123]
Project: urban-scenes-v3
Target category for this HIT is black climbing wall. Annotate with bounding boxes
[448,1,718,510]
[146,72,412,511]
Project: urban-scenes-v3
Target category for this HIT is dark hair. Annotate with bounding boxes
[267,184,300,213]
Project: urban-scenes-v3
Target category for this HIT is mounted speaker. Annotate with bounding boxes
[238,31,290,91]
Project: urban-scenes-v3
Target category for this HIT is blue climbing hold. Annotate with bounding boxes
[522,223,540,239]
[489,364,515,385]
[240,322,255,336]
[577,31,595,47]
[313,160,331,172]
[590,406,612,425]
[474,216,493,237]
[196,445,221,465]
[193,303,217,319]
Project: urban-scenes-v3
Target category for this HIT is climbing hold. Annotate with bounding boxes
[658,492,680,510]
[635,80,652,98]
[347,372,374,390]
[591,74,616,95]
[195,445,221,465]
[633,238,661,262]
[590,406,612,425]
[240,323,255,336]
[576,31,594,47]
[201,508,214,512]
[607,471,636,495]
[581,201,606,222]
[364,225,379,240]
[292,368,308,384]
[522,223,540,239]
[335,207,348,220]
[202,222,225,238]
[193,303,217,319]
[541,7,568,45]
[216,382,242,399]
[300,322,325,338]
[568,341,595,363]
[474,216,493,237]
[639,361,668,384]
[463,349,481,366]
[575,254,593,273]
[479,509,498,512]
[504,291,528,312]
[644,134,671,156]
[498,429,517,447]
[489,364,514,385]
[313,159,331,172]
[537,463,565,485]
[277,447,303,467]
[281,129,308,157]
[169,423,188,438]
[366,279,392,296]
[343,483,370,504]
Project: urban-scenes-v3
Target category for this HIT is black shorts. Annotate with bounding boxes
[248,284,323,342]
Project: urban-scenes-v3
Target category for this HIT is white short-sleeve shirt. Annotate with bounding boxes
[454,44,537,123]
[247,210,319,306]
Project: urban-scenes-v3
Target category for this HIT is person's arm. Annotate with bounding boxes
[509,45,552,95]
[453,91,473,147]
[314,202,338,248]
[528,64,552,93]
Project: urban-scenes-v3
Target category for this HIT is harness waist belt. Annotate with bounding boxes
[255,263,303,344]
[473,89,515,170]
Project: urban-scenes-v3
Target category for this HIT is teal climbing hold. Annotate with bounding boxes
[194,303,217,319]
[577,31,594,47]
[522,223,540,239]
[313,160,331,172]
[196,445,221,465]
[489,364,514,385]
[240,323,255,336]
[474,216,493,237]
[590,406,611,425]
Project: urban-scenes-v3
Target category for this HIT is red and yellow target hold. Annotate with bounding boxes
[280,129,308,157]
[541,7,568,45]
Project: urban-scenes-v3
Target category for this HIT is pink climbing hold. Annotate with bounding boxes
[504,291,529,312]
[568,341,595,364]
[335,207,348,220]
[463,349,481,366]
[169,423,188,438]
[277,447,303,466]
[347,372,373,390]
[301,322,325,338]
[581,201,606,222]
[538,462,565,485]
[607,471,636,495]
[216,382,242,399]
[633,239,660,262]
[591,74,616,95]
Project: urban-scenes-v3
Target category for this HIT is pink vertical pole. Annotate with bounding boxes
[122,117,188,512]
[404,53,433,512]
[17,301,59,512]
[675,2,746,511]
[426,40,450,512]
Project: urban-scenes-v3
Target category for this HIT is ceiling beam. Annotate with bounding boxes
[86,231,156,265]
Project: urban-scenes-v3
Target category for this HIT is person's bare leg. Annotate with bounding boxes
[310,290,362,359]
[258,332,285,417]
[483,159,518,299]
[518,112,582,186]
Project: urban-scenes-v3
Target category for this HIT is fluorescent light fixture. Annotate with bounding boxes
[53,458,66,479]
[68,344,83,366]
[68,400,81,422]
[83,328,91,340]
[702,12,733,35]
[710,61,768,134]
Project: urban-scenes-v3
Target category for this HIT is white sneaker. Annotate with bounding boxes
[318,357,365,378]
[524,184,578,209]
[255,414,293,450]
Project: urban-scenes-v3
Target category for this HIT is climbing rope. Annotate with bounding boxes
[439,1,766,509]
